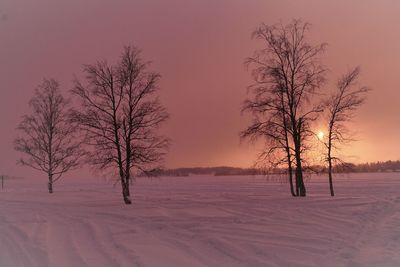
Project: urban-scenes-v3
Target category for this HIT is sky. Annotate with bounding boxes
[1,0,400,178]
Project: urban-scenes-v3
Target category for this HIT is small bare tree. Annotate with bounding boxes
[71,45,169,205]
[324,66,369,196]
[243,19,326,196]
[14,79,84,193]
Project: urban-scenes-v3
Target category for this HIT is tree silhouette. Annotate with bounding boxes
[71,45,169,204]
[324,67,369,196]
[15,79,84,193]
[243,20,326,196]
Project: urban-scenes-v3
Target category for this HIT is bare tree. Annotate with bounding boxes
[14,79,84,193]
[324,67,369,196]
[243,19,326,196]
[241,83,296,196]
[71,45,169,205]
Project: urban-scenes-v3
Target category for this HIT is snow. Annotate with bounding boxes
[1,173,400,267]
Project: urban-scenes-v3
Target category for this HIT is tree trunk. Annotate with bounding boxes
[328,161,334,196]
[121,180,131,205]
[295,165,306,196]
[124,176,131,199]
[294,139,306,197]
[126,177,131,197]
[288,162,296,197]
[290,114,306,197]
[281,95,295,197]
[327,128,335,196]
[284,135,296,197]
[48,174,53,194]
[123,161,132,203]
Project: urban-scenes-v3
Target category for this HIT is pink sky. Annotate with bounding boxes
[1,0,399,177]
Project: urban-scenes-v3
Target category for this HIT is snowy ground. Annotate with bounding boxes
[1,173,400,267]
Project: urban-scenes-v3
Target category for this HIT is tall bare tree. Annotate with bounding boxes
[14,79,84,193]
[243,19,326,196]
[241,83,296,196]
[324,67,369,196]
[71,45,169,205]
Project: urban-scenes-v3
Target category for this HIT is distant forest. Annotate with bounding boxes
[150,160,400,177]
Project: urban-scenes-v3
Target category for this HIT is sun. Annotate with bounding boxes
[317,131,324,140]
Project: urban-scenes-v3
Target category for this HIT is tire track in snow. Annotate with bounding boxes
[0,214,48,267]
[342,197,400,267]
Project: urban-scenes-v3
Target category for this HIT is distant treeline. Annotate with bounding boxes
[329,160,400,173]
[149,160,400,177]
[149,167,263,177]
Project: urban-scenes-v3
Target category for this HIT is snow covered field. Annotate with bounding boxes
[1,173,400,267]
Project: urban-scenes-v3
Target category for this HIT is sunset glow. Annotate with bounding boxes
[317,131,325,141]
[0,0,399,173]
